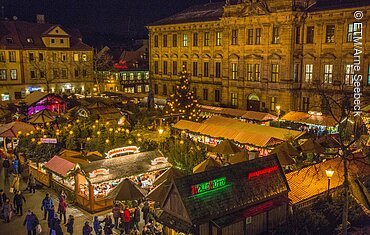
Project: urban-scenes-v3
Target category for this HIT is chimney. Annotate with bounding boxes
[36,14,45,24]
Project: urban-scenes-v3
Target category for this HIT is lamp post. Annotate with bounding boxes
[158,128,164,151]
[325,168,334,199]
[276,105,281,128]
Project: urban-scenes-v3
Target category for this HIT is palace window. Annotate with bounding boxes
[163,35,168,47]
[293,63,300,82]
[216,32,222,46]
[215,62,221,78]
[154,35,158,47]
[306,26,314,44]
[62,69,68,79]
[154,61,159,74]
[193,33,198,47]
[203,62,209,77]
[0,69,6,80]
[29,53,34,61]
[247,29,253,45]
[10,69,17,80]
[270,97,277,111]
[326,25,335,43]
[215,90,220,102]
[204,32,210,46]
[272,26,280,44]
[203,88,208,101]
[183,34,188,47]
[30,70,36,79]
[255,28,261,45]
[163,61,168,75]
[271,64,279,82]
[231,63,238,80]
[39,53,44,61]
[231,29,238,45]
[324,64,333,83]
[0,52,5,62]
[9,51,16,62]
[305,64,313,83]
[295,27,301,44]
[192,62,198,76]
[172,34,177,47]
[172,61,177,75]
[344,64,354,85]
[347,23,354,42]
[231,93,238,107]
[246,64,253,81]
[163,84,167,95]
[254,64,260,81]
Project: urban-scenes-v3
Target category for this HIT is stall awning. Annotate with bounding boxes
[173,116,304,148]
[44,155,76,177]
[286,156,370,205]
[281,111,337,127]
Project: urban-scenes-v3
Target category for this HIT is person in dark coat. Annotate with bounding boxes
[13,190,26,215]
[2,157,10,177]
[28,173,36,193]
[112,204,121,229]
[133,206,140,230]
[2,198,14,222]
[142,201,150,224]
[53,218,64,235]
[47,205,56,230]
[65,215,74,235]
[23,210,38,235]
[58,196,67,224]
[103,215,113,235]
[83,221,93,235]
[41,193,53,220]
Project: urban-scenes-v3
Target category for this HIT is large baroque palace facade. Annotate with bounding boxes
[147,0,370,114]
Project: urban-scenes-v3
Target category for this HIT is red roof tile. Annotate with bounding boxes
[44,156,76,177]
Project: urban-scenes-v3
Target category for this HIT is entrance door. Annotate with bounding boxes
[247,94,260,111]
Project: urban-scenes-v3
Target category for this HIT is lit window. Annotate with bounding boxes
[81,53,87,61]
[246,64,253,81]
[326,25,335,43]
[324,64,333,83]
[270,97,277,111]
[231,29,238,45]
[0,69,6,80]
[73,53,79,62]
[305,64,313,83]
[204,32,210,46]
[10,69,17,80]
[231,63,238,80]
[27,38,33,43]
[216,32,222,46]
[130,73,134,80]
[271,64,279,82]
[344,64,354,85]
[255,28,261,45]
[163,35,168,47]
[183,34,188,47]
[347,23,354,42]
[247,29,253,45]
[0,52,5,62]
[272,26,280,44]
[306,26,314,44]
[231,93,238,107]
[9,51,16,62]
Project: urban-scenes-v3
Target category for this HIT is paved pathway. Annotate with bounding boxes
[0,164,143,235]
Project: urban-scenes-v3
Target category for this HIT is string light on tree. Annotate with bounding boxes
[164,70,201,121]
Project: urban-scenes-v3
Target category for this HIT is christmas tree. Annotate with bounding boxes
[165,70,201,121]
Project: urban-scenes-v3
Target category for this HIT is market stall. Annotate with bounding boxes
[173,116,304,156]
[74,150,171,213]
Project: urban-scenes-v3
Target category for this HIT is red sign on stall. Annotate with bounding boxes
[247,165,278,180]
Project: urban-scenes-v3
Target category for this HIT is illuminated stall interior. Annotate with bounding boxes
[24,91,66,116]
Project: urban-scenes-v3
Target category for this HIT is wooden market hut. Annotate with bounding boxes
[158,155,290,235]
[24,91,66,116]
[75,150,171,213]
[173,116,304,155]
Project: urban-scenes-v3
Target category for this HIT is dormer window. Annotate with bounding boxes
[51,38,55,44]
[26,38,34,43]
[6,38,13,44]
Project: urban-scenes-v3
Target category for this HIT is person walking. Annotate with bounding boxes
[23,210,38,235]
[112,203,121,229]
[83,221,93,235]
[93,216,101,235]
[133,206,140,230]
[53,218,64,235]
[41,193,53,220]
[2,157,10,177]
[58,196,67,224]
[103,215,113,235]
[13,190,26,215]
[3,198,14,222]
[123,207,131,234]
[28,173,36,193]
[12,158,19,175]
[48,205,57,233]
[11,173,20,193]
[65,215,74,235]
[142,201,150,224]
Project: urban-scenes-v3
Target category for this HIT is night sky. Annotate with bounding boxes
[0,0,223,41]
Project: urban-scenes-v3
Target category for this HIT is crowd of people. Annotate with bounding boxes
[1,156,166,235]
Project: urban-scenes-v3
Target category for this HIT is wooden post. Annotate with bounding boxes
[89,182,95,212]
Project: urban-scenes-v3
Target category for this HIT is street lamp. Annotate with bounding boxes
[276,105,281,127]
[158,129,164,135]
[325,167,335,199]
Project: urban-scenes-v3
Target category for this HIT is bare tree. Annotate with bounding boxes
[93,46,114,93]
[307,81,369,235]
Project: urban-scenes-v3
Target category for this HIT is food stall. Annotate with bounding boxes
[75,150,171,213]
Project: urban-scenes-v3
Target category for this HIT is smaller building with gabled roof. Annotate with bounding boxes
[158,154,290,235]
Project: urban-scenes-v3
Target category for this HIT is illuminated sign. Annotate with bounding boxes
[191,177,227,195]
[89,168,110,178]
[105,146,140,158]
[40,138,57,144]
[151,157,168,166]
[248,165,278,180]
